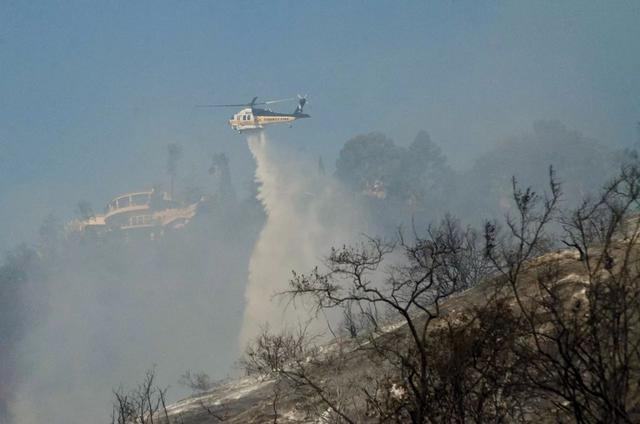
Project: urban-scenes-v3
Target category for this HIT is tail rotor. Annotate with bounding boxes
[295,94,308,114]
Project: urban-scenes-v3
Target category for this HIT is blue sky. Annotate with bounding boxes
[1,1,639,250]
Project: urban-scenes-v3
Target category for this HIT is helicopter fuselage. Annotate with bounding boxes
[229,107,309,132]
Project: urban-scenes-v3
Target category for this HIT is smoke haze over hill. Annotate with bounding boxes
[5,187,261,423]
[0,121,627,424]
[1,2,639,423]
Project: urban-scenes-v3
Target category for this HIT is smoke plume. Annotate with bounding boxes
[240,132,371,345]
[7,184,258,424]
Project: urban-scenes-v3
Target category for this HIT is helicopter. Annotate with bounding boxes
[197,95,310,132]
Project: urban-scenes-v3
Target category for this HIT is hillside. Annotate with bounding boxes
[160,246,627,423]
[113,166,640,424]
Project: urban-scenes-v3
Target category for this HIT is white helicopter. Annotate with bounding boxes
[198,95,310,132]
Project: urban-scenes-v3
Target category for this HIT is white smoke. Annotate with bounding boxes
[240,132,370,345]
[9,216,253,423]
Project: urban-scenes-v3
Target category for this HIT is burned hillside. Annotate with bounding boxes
[119,163,640,423]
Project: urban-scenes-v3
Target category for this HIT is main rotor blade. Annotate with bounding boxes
[195,104,247,108]
[195,97,294,108]
[263,98,294,105]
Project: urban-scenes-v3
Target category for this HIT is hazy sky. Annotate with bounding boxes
[1,0,639,251]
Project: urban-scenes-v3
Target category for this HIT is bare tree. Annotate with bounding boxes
[111,367,172,424]
[276,216,492,423]
[241,325,332,423]
[484,164,640,423]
